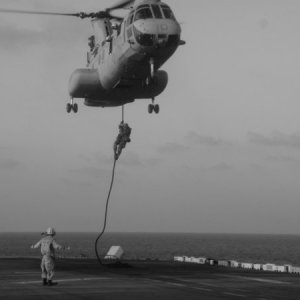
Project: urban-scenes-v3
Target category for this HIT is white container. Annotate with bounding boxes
[218,260,229,267]
[190,257,202,264]
[262,263,276,271]
[185,257,193,263]
[104,246,124,260]
[174,256,184,262]
[209,259,217,265]
[241,263,253,269]
[276,266,285,273]
[198,257,207,264]
[253,264,261,270]
[230,260,239,268]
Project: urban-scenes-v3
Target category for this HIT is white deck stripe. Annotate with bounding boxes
[165,282,186,287]
[224,292,246,298]
[16,277,111,284]
[227,275,290,285]
[191,287,212,292]
[14,272,40,274]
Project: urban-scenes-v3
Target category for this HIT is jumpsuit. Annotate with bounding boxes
[114,123,131,160]
[32,236,63,280]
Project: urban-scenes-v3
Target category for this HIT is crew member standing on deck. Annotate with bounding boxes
[31,227,64,286]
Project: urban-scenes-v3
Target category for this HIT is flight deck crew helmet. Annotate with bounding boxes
[46,227,56,236]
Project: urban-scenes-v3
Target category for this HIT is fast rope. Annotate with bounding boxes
[94,106,132,265]
[94,158,117,265]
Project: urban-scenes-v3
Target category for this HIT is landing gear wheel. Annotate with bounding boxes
[154,104,160,114]
[66,103,72,113]
[148,104,154,114]
[73,103,78,113]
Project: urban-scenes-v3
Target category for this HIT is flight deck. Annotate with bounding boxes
[0,258,299,299]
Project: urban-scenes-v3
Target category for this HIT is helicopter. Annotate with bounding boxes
[0,0,185,114]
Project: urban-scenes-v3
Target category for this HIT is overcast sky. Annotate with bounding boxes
[0,0,300,234]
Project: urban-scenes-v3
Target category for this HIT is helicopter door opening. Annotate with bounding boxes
[103,20,113,54]
[126,12,135,45]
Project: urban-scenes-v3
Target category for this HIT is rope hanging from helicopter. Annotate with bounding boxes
[94,106,132,265]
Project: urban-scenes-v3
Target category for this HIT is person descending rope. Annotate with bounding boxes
[95,119,132,264]
[113,121,132,160]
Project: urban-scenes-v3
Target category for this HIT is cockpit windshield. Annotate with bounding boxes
[161,5,175,20]
[134,7,153,21]
[132,4,176,22]
[151,4,163,19]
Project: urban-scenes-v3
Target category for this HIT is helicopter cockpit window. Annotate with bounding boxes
[134,7,153,21]
[151,4,163,19]
[161,5,175,20]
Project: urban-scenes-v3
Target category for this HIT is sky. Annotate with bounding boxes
[0,0,300,234]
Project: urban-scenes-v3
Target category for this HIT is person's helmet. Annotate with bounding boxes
[46,227,56,236]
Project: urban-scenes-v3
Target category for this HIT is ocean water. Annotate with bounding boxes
[0,233,300,266]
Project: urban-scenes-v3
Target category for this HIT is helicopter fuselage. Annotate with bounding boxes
[69,0,184,108]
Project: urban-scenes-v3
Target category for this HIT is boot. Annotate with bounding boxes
[42,278,47,286]
[48,280,58,286]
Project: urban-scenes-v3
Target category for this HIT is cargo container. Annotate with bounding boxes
[241,263,253,269]
[253,264,261,271]
[230,260,239,268]
[208,259,218,265]
[218,260,229,267]
[182,256,189,262]
[262,264,276,271]
[174,256,184,262]
[184,257,193,263]
[104,246,124,260]
[197,257,207,264]
[276,266,285,273]
[190,257,207,264]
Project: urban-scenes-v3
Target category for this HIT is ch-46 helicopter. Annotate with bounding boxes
[0,0,185,114]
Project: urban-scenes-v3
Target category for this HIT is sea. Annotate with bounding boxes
[1,232,300,266]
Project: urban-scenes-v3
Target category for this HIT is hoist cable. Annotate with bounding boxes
[94,158,117,265]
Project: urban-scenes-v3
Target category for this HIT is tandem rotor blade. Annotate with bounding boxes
[0,8,80,17]
[107,0,134,12]
[0,0,133,20]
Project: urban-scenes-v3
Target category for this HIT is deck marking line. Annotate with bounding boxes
[165,282,186,287]
[191,287,212,292]
[225,275,290,285]
[224,292,246,298]
[146,279,165,284]
[83,277,111,281]
[197,282,222,288]
[16,277,111,284]
[14,272,40,274]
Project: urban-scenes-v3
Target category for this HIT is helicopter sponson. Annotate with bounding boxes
[69,68,168,107]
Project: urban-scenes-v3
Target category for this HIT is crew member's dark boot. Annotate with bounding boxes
[48,280,58,286]
[42,278,47,286]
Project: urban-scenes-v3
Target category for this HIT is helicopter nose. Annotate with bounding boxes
[133,19,181,48]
